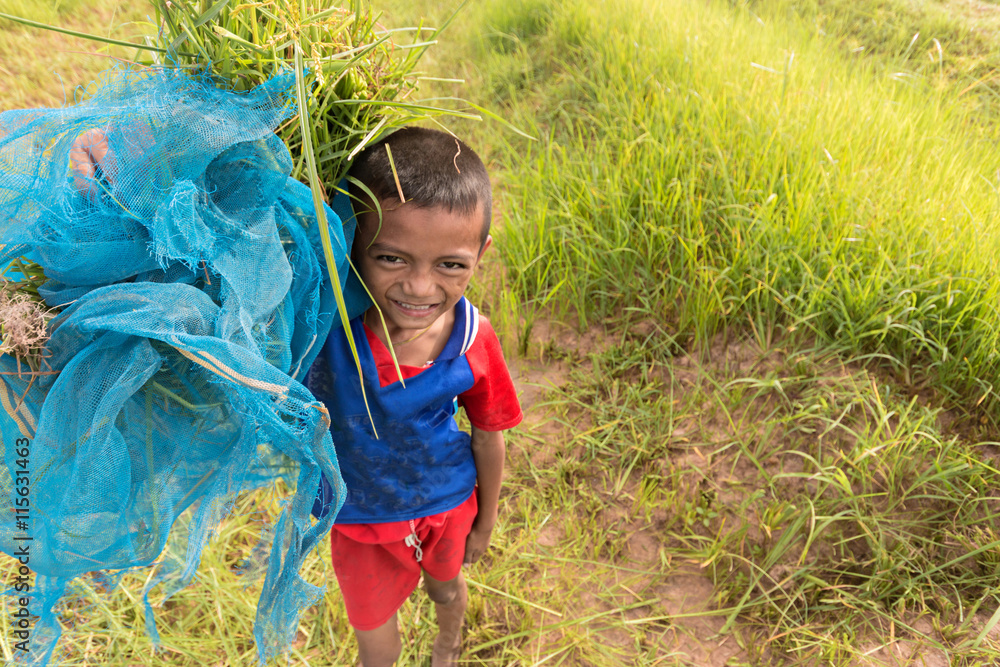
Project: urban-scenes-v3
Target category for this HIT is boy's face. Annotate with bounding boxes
[353,201,491,338]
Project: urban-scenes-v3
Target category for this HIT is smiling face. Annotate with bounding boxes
[353,201,491,347]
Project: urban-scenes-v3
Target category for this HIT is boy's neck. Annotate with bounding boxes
[364,304,457,367]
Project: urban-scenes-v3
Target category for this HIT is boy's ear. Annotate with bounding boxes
[477,235,493,263]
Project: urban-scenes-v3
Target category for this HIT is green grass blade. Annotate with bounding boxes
[293,45,377,438]
[0,11,173,54]
[192,0,232,28]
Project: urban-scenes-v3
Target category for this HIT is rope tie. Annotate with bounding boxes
[404,519,423,562]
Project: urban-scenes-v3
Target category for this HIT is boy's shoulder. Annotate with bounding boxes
[437,296,484,361]
[459,306,522,431]
[432,296,510,376]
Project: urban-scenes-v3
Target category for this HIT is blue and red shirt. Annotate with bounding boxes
[306,297,522,524]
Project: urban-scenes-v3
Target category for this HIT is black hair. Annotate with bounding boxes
[346,127,492,246]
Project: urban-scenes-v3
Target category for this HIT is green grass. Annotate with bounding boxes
[0,0,148,109]
[4,0,1000,664]
[532,330,1000,664]
[468,0,1000,428]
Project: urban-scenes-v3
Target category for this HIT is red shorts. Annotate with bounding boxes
[330,491,478,631]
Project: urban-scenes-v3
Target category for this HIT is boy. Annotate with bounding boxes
[306,127,522,666]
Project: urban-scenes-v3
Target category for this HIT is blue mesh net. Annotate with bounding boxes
[0,67,367,664]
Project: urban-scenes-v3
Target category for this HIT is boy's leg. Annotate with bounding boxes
[355,613,402,667]
[423,570,468,667]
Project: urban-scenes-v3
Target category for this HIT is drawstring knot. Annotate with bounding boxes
[405,519,423,562]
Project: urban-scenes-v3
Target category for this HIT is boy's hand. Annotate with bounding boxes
[463,520,494,565]
[465,427,506,566]
[69,128,115,199]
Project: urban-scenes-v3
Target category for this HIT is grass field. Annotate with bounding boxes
[3,0,1000,665]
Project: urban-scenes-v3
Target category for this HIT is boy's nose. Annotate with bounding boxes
[402,269,436,298]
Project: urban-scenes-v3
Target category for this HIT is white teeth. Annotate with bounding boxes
[396,301,433,311]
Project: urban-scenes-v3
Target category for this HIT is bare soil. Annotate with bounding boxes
[506,317,991,666]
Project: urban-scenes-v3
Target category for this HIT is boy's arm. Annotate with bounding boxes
[464,426,506,565]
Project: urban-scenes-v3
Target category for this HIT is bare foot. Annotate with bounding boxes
[431,631,461,667]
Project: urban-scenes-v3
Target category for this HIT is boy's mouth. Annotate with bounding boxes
[392,300,439,316]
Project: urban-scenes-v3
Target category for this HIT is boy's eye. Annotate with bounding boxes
[377,255,404,264]
[440,261,466,270]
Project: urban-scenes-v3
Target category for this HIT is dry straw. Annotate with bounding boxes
[0,257,55,376]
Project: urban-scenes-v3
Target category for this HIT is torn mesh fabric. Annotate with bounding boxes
[0,67,366,664]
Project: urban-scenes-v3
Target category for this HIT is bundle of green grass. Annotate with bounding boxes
[0,1,470,663]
